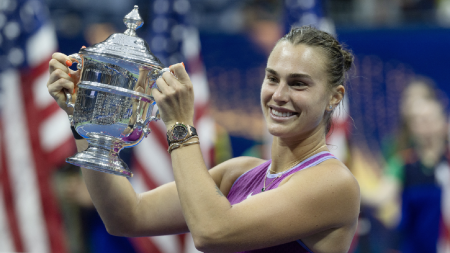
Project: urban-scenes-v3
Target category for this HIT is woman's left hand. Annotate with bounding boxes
[152,63,195,129]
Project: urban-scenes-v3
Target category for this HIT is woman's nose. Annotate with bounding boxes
[272,83,289,103]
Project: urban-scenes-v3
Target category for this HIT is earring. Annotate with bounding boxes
[329,105,333,110]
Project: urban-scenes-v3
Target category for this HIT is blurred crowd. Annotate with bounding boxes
[327,0,450,27]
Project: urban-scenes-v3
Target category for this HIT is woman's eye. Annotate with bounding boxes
[291,81,308,87]
[267,76,277,82]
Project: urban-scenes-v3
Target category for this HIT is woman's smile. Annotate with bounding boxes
[269,107,299,121]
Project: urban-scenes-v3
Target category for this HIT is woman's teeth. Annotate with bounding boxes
[271,108,294,117]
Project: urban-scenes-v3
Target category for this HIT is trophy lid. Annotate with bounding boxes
[79,5,164,68]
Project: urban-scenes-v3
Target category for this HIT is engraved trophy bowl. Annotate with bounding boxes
[65,5,168,177]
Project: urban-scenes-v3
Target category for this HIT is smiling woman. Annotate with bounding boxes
[273,27,354,135]
[47,26,359,253]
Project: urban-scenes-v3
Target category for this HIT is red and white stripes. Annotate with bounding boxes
[0,22,71,253]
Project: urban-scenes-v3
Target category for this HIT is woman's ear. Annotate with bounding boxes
[329,85,345,108]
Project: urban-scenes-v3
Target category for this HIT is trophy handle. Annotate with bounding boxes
[145,67,170,125]
[65,53,83,108]
[140,103,159,138]
[64,90,74,108]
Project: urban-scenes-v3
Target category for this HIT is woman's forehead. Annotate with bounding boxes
[267,42,327,79]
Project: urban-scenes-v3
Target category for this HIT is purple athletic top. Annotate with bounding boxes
[226,151,336,253]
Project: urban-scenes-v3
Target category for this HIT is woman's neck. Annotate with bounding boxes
[270,128,328,174]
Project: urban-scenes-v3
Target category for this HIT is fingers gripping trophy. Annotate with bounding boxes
[53,6,171,177]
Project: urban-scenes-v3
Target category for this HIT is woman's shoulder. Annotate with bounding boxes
[289,159,360,249]
[220,156,267,181]
[211,156,267,196]
[299,158,359,191]
[289,158,360,217]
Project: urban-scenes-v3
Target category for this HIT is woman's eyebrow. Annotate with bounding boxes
[265,68,278,76]
[288,73,312,80]
[265,68,312,80]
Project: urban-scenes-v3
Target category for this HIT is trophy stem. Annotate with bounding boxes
[66,135,133,177]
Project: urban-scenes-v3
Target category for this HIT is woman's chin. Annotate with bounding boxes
[267,122,324,141]
[267,125,292,138]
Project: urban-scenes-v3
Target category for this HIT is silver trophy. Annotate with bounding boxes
[65,6,168,177]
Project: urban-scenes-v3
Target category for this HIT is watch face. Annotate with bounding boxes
[172,125,188,141]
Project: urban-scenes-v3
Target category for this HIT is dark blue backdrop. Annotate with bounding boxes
[338,26,450,96]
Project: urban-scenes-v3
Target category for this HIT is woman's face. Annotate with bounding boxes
[261,41,339,140]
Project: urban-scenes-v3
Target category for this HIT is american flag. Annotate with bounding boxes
[0,0,214,252]
[0,0,74,252]
[127,1,214,252]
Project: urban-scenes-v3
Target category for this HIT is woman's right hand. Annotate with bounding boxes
[47,52,81,115]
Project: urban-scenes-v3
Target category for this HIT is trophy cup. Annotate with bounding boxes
[65,5,168,177]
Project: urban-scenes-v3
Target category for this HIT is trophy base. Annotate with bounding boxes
[66,141,133,177]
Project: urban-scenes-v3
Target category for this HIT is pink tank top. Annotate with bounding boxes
[227,151,336,253]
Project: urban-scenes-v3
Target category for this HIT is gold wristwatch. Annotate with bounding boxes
[166,122,198,146]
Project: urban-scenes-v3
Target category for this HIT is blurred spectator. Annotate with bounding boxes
[383,79,450,252]
[242,0,283,55]
[387,77,440,158]
[45,0,149,53]
[353,77,450,252]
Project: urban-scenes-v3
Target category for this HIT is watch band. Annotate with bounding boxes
[189,125,197,137]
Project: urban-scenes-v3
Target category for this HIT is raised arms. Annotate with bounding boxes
[48,53,359,253]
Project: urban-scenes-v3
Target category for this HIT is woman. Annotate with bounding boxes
[47,26,360,253]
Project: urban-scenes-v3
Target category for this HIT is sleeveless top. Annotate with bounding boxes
[227,151,336,253]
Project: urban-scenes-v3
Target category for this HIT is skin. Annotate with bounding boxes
[47,41,360,253]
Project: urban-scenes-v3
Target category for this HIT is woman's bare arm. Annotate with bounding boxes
[76,138,259,237]
[152,64,360,253]
[73,139,185,236]
[48,52,266,238]
[169,143,360,252]
[47,53,212,236]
